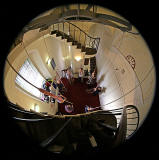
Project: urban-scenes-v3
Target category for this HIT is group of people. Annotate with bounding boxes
[62,67,85,84]
[78,68,96,86]
[42,77,67,104]
[62,67,74,84]
[82,70,102,96]
[61,67,102,114]
[84,70,103,112]
[62,66,97,87]
[42,67,102,114]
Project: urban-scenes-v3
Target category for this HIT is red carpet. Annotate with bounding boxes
[58,78,100,115]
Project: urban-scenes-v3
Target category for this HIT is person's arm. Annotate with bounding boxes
[60,94,66,99]
[58,94,67,103]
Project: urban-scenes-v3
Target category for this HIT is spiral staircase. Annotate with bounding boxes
[6,20,139,158]
[8,101,139,157]
[49,22,99,74]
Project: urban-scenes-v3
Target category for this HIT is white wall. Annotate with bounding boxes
[88,23,156,126]
[4,47,53,114]
[4,32,69,115]
[4,15,156,124]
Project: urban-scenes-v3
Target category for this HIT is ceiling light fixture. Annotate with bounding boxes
[75,56,81,61]
[34,104,39,112]
[47,58,51,65]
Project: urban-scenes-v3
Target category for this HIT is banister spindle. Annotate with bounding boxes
[63,22,64,33]
[89,37,91,48]
[94,39,97,50]
[92,39,95,48]
[74,28,75,40]
[97,39,100,50]
[84,34,86,47]
[63,22,65,38]
[93,5,94,16]
[69,23,70,35]
[79,30,81,43]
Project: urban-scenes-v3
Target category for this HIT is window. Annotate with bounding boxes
[15,58,45,98]
[51,58,56,70]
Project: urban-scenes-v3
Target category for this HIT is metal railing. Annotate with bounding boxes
[10,101,139,141]
[9,102,139,153]
[51,22,100,51]
[94,105,139,140]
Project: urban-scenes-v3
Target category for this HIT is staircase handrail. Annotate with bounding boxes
[52,22,100,50]
[12,117,55,122]
[8,101,52,118]
[93,105,140,140]
[67,22,100,41]
[40,117,72,148]
[125,105,140,140]
[112,105,127,148]
[9,105,35,115]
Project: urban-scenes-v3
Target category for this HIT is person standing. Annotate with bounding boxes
[69,67,74,84]
[62,69,67,78]
[86,71,96,88]
[66,68,71,84]
[56,79,65,94]
[78,68,84,83]
[66,67,74,84]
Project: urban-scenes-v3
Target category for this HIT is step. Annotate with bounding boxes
[61,33,69,39]
[81,46,86,52]
[50,30,58,35]
[67,37,74,42]
[72,40,78,45]
[85,48,97,55]
[56,31,63,37]
[76,43,82,49]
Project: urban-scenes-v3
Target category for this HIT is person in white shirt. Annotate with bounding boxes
[66,67,74,84]
[62,69,67,78]
[78,68,84,83]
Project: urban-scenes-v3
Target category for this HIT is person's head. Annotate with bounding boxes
[97,87,102,91]
[93,88,97,91]
[92,72,95,77]
[65,104,73,111]
[57,80,60,84]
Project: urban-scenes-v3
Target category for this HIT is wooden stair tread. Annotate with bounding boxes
[56,31,63,37]
[72,41,78,45]
[76,43,82,48]
[67,37,74,42]
[50,30,58,35]
[85,48,97,55]
[50,30,98,55]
